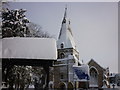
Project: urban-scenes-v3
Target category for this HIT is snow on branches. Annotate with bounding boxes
[2,8,29,38]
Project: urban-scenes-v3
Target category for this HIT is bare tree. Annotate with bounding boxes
[2,8,52,38]
[27,22,52,38]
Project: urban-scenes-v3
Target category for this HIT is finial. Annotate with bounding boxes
[65,4,67,10]
[64,5,67,18]
[62,5,67,24]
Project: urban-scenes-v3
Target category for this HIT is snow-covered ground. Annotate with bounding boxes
[1,37,57,60]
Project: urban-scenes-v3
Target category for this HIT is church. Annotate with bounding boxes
[53,7,82,89]
[49,7,109,89]
[53,7,86,89]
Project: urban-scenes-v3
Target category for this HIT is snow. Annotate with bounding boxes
[102,85,108,88]
[57,22,76,49]
[57,55,74,61]
[73,64,90,81]
[53,64,67,66]
[28,84,35,88]
[73,54,83,64]
[73,64,90,75]
[1,37,57,60]
[57,8,76,50]
[89,84,98,87]
[109,73,116,77]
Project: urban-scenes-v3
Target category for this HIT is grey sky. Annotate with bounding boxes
[4,2,118,73]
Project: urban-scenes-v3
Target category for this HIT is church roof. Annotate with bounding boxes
[57,7,76,49]
[88,59,105,71]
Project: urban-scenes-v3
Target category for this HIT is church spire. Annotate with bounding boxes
[62,6,67,24]
[58,7,76,49]
[64,6,67,18]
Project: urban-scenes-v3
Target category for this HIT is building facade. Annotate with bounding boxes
[88,59,106,88]
[51,7,108,89]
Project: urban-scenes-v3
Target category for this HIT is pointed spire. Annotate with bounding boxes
[64,5,67,18]
[58,6,77,49]
[62,5,67,24]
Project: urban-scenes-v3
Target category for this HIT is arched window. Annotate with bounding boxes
[61,43,64,48]
[60,53,65,59]
[58,82,67,89]
[90,67,98,87]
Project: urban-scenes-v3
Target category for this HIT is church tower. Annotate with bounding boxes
[57,7,80,63]
[54,7,82,89]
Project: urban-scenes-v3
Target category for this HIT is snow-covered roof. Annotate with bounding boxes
[1,37,57,60]
[73,64,90,81]
[88,59,105,70]
[57,7,76,49]
[109,73,116,77]
[89,85,98,87]
[73,54,83,64]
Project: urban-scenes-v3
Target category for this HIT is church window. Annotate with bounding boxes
[90,68,98,86]
[60,53,65,59]
[61,43,64,48]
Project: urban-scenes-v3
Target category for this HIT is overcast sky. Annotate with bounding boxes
[4,2,118,73]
